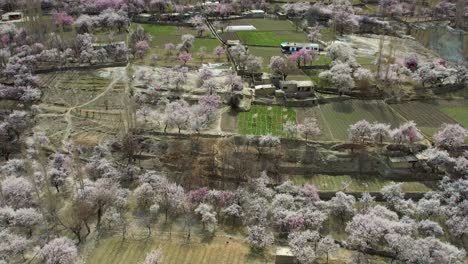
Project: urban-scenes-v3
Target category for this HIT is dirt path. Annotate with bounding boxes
[61,75,122,145]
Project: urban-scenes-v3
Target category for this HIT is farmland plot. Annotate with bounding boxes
[287,174,432,193]
[319,100,405,141]
[237,105,296,136]
[389,101,460,137]
[130,24,225,66]
[87,234,272,264]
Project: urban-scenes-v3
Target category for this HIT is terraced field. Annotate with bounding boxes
[319,100,405,141]
[40,69,126,109]
[390,101,459,138]
[287,174,432,193]
[87,235,272,264]
[229,101,412,141]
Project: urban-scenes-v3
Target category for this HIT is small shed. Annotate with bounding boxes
[224,25,257,32]
[226,40,241,47]
[275,247,295,264]
[254,84,275,96]
[388,155,419,169]
[1,12,22,21]
[243,10,265,18]
[279,80,314,93]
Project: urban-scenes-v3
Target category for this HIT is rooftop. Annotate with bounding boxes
[225,25,257,32]
[276,247,293,256]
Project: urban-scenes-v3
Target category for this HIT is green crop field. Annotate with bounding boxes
[287,174,432,193]
[238,105,296,136]
[319,100,405,141]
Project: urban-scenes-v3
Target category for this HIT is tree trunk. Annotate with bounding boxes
[96,206,103,229]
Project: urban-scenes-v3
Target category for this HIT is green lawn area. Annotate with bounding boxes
[319,27,335,42]
[356,56,376,71]
[238,31,282,46]
[315,54,332,65]
[287,174,432,193]
[319,100,406,141]
[238,105,296,136]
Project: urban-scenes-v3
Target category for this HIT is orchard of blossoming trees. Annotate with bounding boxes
[0,0,466,263]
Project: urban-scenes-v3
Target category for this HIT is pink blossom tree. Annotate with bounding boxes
[288,230,320,263]
[53,11,74,28]
[177,52,192,65]
[269,56,296,80]
[13,207,43,237]
[413,60,454,88]
[40,237,77,264]
[297,118,321,141]
[330,0,359,36]
[213,46,225,60]
[348,120,372,144]
[308,24,322,42]
[247,225,274,251]
[135,40,149,59]
[433,123,467,150]
[1,176,33,209]
[391,121,423,145]
[319,61,355,93]
[379,0,403,17]
[143,249,163,264]
[164,43,175,56]
[73,15,93,33]
[370,122,391,144]
[189,15,207,37]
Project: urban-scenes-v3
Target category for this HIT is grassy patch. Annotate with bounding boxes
[356,56,376,71]
[287,174,432,192]
[438,106,468,128]
[135,24,178,35]
[319,27,335,42]
[237,31,282,46]
[315,54,332,65]
[238,105,296,136]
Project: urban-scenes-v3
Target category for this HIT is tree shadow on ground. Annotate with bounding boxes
[332,101,354,113]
